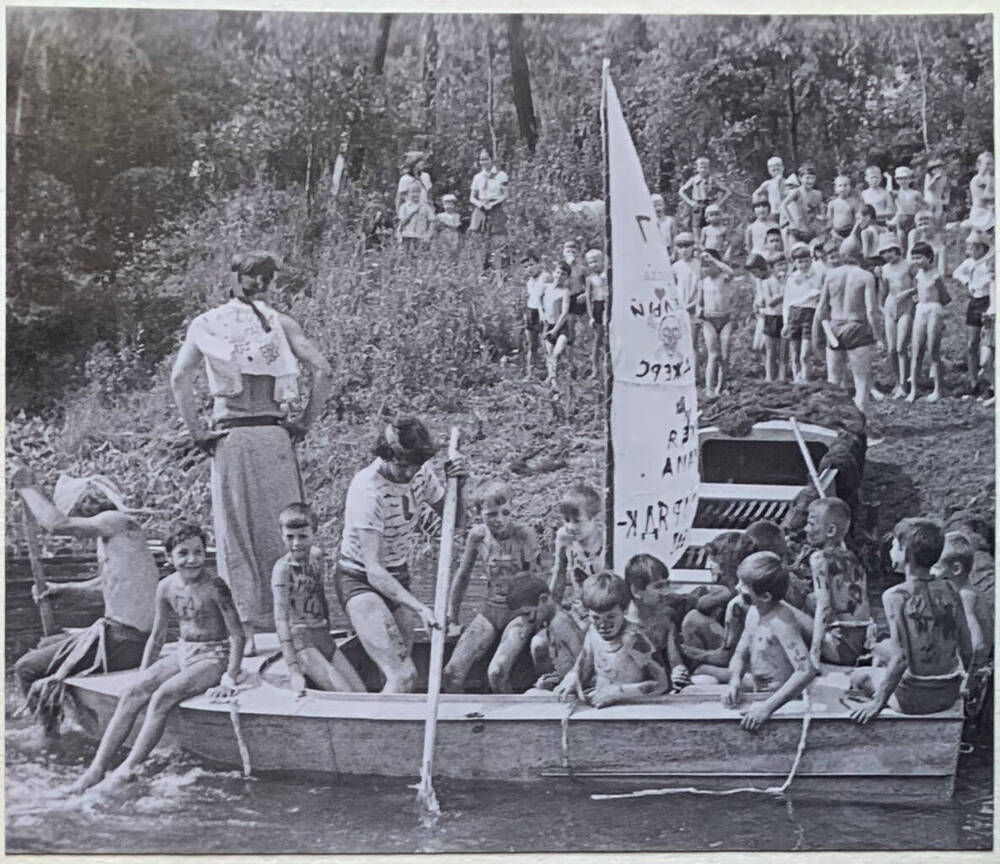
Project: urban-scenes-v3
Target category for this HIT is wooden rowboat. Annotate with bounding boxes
[63,634,963,802]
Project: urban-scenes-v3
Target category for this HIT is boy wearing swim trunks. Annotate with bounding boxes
[746,253,785,383]
[272,503,364,694]
[878,235,917,398]
[530,483,604,677]
[849,519,970,721]
[625,553,692,691]
[952,231,994,395]
[861,165,895,227]
[554,571,669,708]
[444,483,541,693]
[71,524,245,793]
[803,498,872,668]
[696,248,736,397]
[826,175,857,239]
[522,251,551,380]
[722,552,817,732]
[907,241,951,404]
[782,242,822,383]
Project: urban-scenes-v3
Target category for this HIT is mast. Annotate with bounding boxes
[601,58,614,570]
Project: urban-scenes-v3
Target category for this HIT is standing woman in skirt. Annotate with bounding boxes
[171,250,332,654]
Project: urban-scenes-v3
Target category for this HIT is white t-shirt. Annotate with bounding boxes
[397,172,432,205]
[340,460,445,568]
[953,255,994,299]
[783,270,822,311]
[526,272,551,310]
[471,168,509,207]
[672,258,700,308]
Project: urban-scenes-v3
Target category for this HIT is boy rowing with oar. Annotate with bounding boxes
[70,523,245,793]
[10,464,159,734]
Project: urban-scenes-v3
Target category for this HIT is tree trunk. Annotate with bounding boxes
[912,29,930,152]
[506,15,537,153]
[786,66,799,169]
[372,14,393,75]
[13,25,38,169]
[485,24,497,157]
[423,15,438,111]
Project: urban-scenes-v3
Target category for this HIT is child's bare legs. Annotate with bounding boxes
[789,337,802,382]
[779,337,789,382]
[763,335,778,382]
[591,322,604,379]
[110,659,225,781]
[487,614,534,693]
[300,646,365,692]
[926,308,945,402]
[847,344,874,415]
[525,327,539,380]
[967,324,983,390]
[799,336,812,383]
[69,656,179,793]
[442,614,496,693]
[895,312,913,396]
[827,346,847,387]
[717,321,734,394]
[530,616,583,688]
[703,323,720,396]
[752,316,765,353]
[908,309,928,403]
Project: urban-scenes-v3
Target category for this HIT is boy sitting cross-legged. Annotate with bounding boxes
[272,503,365,695]
[554,571,669,708]
[723,552,818,732]
[443,482,541,693]
[849,518,972,722]
[70,523,245,793]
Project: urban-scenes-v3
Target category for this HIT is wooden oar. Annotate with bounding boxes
[790,416,826,499]
[21,503,57,636]
[414,426,461,816]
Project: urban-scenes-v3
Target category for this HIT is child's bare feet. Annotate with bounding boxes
[891,385,907,399]
[906,388,917,403]
[67,766,105,794]
[926,391,941,403]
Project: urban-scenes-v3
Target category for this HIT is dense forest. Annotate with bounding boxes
[6,11,994,415]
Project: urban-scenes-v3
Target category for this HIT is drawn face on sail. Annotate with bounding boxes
[588,605,625,640]
[657,314,683,355]
[171,535,207,581]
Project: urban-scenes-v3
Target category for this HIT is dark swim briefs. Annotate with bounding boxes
[763,314,784,338]
[967,295,991,328]
[334,560,411,614]
[829,319,876,351]
[524,307,542,332]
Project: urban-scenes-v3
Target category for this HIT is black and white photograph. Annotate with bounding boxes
[4,5,995,855]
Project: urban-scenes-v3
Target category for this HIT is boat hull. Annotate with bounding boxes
[64,663,962,801]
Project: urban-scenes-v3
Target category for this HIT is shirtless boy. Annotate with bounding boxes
[522,251,552,380]
[752,155,786,218]
[782,242,822,383]
[696,249,736,396]
[530,483,604,677]
[812,240,880,414]
[444,483,540,693]
[934,531,992,672]
[272,503,364,695]
[908,209,946,276]
[11,465,158,731]
[849,518,970,721]
[544,262,575,398]
[513,577,584,691]
[723,552,818,732]
[585,248,609,379]
[890,166,925,254]
[923,158,949,228]
[952,231,994,394]
[745,197,777,255]
[762,227,785,264]
[854,205,881,272]
[861,165,895,227]
[652,193,675,256]
[71,524,245,792]
[878,235,917,398]
[679,156,730,231]
[746,253,785,382]
[826,175,857,239]
[803,498,871,667]
[554,571,669,708]
[964,151,994,232]
[700,204,729,258]
[625,553,691,690]
[907,241,951,403]
[781,162,823,243]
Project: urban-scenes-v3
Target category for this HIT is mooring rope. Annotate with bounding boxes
[591,693,812,801]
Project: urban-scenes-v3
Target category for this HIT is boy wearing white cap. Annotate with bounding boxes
[890,166,925,255]
[953,230,995,394]
[878,234,917,398]
[9,465,159,730]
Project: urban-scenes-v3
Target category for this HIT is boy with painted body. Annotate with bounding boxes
[745,198,778,255]
[700,204,729,258]
[803,498,871,667]
[752,156,787,218]
[826,175,857,239]
[514,577,585,692]
[890,166,925,254]
[935,532,992,669]
[812,241,879,414]
[723,553,818,732]
[907,241,951,404]
[272,504,364,695]
[782,242,823,383]
[849,519,970,721]
[696,249,737,397]
[554,572,669,708]
[781,163,823,243]
[679,156,730,231]
[878,235,917,398]
[444,484,540,693]
[861,166,895,227]
[624,554,692,690]
[71,524,245,792]
[652,194,676,256]
[952,231,995,394]
[530,483,604,678]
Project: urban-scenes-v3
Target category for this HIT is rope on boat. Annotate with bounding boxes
[591,693,812,801]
